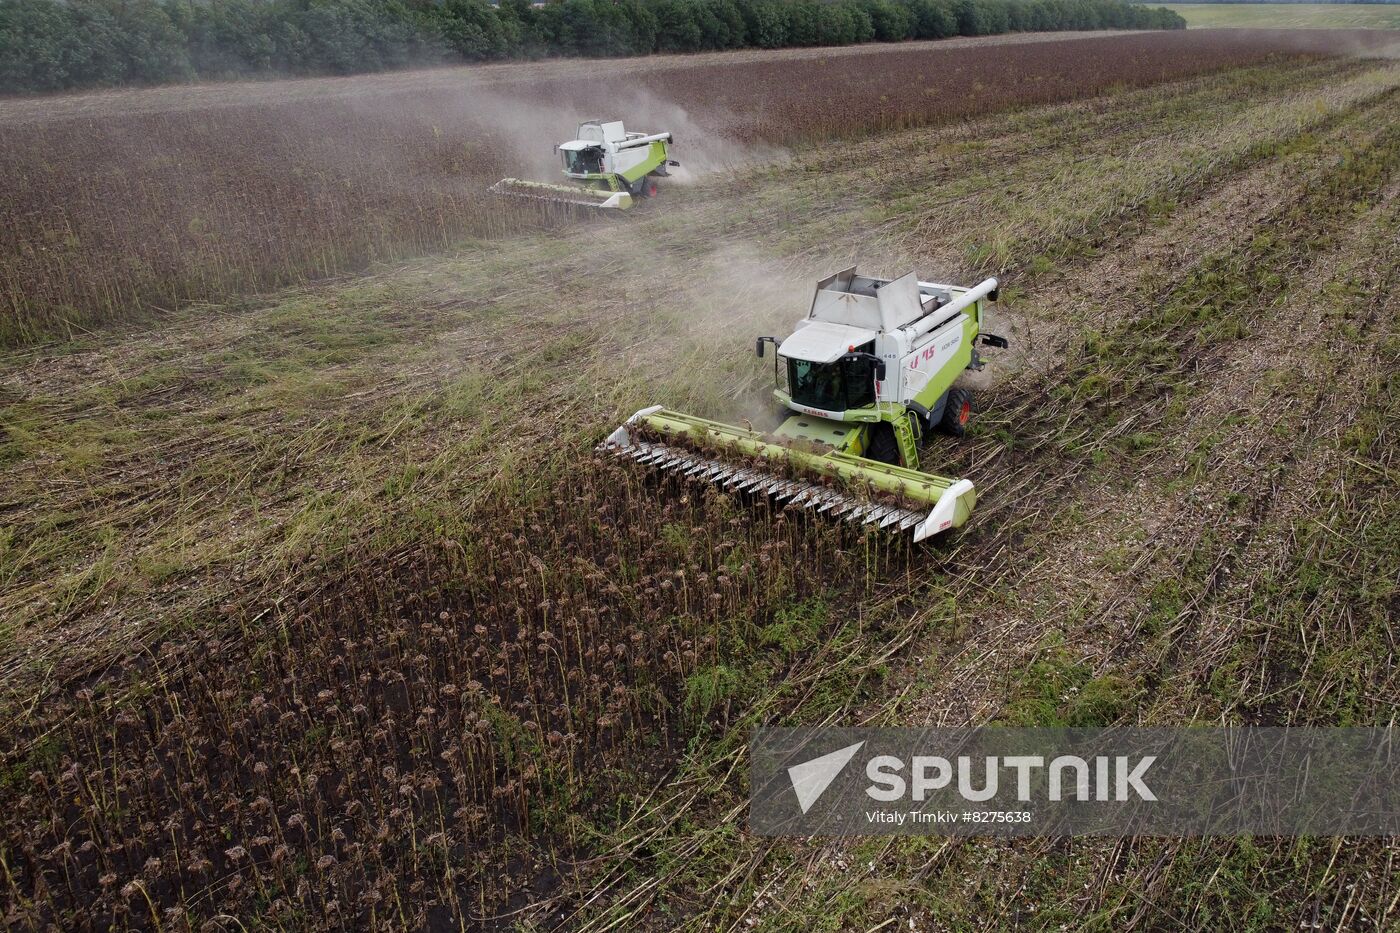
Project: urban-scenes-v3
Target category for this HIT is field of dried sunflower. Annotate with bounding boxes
[4,29,1397,346]
[2,27,1399,933]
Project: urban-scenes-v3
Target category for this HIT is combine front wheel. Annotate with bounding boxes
[866,423,900,464]
[940,387,974,437]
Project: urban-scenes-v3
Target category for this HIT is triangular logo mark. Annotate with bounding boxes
[787,741,865,813]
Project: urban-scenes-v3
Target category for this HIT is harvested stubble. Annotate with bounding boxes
[1,461,909,929]
[4,29,1397,346]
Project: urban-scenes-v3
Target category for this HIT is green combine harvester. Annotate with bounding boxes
[601,268,1008,540]
[490,119,679,210]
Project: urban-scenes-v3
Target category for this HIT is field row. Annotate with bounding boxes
[3,29,1397,346]
[577,91,1400,929]
[1164,2,1400,30]
[4,52,1398,927]
[3,54,1390,706]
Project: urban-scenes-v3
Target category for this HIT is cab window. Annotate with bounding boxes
[562,148,603,174]
[787,341,877,411]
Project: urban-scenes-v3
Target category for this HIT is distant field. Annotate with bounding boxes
[11,29,1384,349]
[1162,3,1400,29]
[5,31,1400,931]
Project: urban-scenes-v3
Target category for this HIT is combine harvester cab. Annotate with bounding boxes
[490,120,679,211]
[601,268,1009,541]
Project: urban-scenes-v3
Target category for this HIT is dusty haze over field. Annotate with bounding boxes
[6,28,1396,347]
[3,27,1400,931]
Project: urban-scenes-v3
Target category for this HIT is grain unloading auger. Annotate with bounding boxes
[600,268,1009,541]
[490,119,679,211]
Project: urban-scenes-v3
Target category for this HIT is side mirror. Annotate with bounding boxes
[841,351,885,382]
[989,287,999,302]
[755,337,765,358]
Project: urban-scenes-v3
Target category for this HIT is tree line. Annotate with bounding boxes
[0,0,1185,95]
[1153,0,1396,4]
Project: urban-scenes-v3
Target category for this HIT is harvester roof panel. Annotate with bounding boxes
[809,269,924,331]
[778,321,878,363]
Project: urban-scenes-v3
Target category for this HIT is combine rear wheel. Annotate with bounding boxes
[940,387,974,437]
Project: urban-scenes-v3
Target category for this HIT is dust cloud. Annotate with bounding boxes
[1214,27,1400,61]
[421,79,788,183]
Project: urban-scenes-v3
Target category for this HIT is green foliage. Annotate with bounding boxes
[422,0,517,62]
[683,663,748,723]
[0,0,1185,94]
[999,634,1137,726]
[907,0,960,37]
[862,0,917,40]
[0,0,191,91]
[758,598,829,656]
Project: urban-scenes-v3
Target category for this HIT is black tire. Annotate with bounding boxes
[939,387,974,437]
[866,422,899,464]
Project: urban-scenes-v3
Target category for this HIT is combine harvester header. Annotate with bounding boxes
[601,268,1009,541]
[490,119,679,210]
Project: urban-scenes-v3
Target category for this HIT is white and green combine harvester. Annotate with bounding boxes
[602,268,1009,541]
[490,120,679,210]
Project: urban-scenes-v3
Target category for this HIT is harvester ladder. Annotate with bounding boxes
[893,414,921,471]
